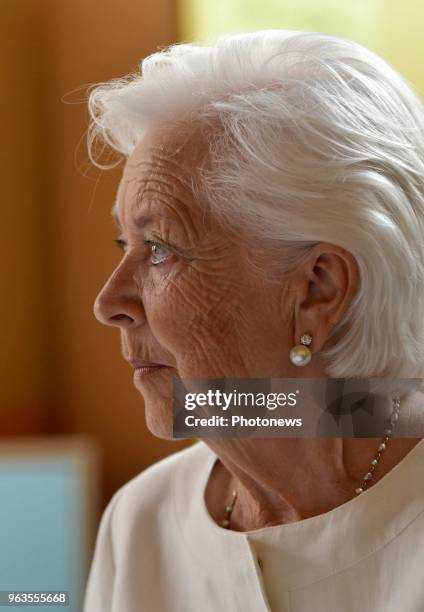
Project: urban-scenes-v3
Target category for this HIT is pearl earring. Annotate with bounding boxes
[289,333,312,366]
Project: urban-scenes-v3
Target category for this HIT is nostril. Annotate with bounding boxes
[93,291,145,328]
[109,314,134,324]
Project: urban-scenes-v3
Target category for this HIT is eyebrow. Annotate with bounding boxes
[110,199,156,230]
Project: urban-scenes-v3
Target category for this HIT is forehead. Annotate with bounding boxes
[111,128,206,225]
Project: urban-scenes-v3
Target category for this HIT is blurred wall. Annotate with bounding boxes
[378,0,424,92]
[1,0,191,507]
[180,0,424,97]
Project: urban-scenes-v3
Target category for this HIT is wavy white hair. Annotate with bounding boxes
[87,30,424,382]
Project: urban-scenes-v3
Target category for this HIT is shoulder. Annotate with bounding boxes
[84,442,214,610]
[108,440,213,535]
[117,439,211,502]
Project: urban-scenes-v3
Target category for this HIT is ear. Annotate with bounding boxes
[292,243,360,352]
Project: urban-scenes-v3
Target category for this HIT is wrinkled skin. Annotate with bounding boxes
[93,128,346,439]
[93,128,421,530]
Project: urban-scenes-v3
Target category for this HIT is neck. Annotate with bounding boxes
[204,436,422,532]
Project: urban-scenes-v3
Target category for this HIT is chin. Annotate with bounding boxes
[133,367,181,440]
[137,383,175,441]
[144,402,176,440]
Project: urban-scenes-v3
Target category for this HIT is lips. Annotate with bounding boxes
[128,357,165,369]
[132,363,168,382]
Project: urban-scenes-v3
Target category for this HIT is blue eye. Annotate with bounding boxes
[113,237,173,265]
[147,241,172,265]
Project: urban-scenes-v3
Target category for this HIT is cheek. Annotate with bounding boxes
[142,264,247,361]
[141,267,199,346]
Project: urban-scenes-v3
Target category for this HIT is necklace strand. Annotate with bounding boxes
[222,395,401,529]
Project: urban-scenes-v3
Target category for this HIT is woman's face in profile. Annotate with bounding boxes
[93,130,296,438]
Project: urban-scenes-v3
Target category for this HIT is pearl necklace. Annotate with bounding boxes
[222,395,401,529]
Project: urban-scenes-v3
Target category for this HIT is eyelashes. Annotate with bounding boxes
[113,238,174,266]
[114,238,127,251]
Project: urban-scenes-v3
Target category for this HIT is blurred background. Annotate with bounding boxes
[1,0,423,609]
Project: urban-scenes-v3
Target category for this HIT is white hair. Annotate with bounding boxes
[87,30,424,382]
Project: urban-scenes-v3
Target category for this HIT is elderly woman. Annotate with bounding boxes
[83,30,424,611]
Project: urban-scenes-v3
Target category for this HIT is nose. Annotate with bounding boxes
[93,262,146,329]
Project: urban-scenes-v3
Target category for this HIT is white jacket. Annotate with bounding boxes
[83,439,424,611]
